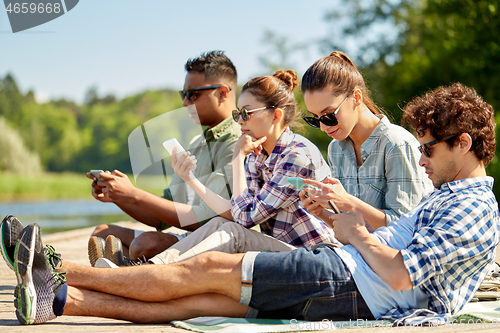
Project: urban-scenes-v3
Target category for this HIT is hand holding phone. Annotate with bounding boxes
[163,138,186,155]
[90,170,104,179]
[288,177,339,214]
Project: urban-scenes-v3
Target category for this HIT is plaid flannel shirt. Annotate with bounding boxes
[230,128,338,250]
[381,177,500,325]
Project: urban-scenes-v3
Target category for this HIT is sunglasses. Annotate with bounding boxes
[418,134,458,158]
[302,90,354,128]
[179,85,229,102]
[232,106,275,122]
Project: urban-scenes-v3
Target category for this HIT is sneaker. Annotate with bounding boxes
[14,224,66,325]
[94,257,119,268]
[104,235,124,266]
[1,215,24,270]
[88,236,105,267]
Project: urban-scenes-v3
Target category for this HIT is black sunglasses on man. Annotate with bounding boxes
[179,85,231,102]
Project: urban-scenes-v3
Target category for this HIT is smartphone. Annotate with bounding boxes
[89,170,104,179]
[288,177,339,214]
[163,138,186,155]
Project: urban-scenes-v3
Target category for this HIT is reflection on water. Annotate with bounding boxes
[0,200,128,235]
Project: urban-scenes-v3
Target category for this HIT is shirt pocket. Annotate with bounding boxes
[359,179,386,209]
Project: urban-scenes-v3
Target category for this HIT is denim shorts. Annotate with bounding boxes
[240,245,374,321]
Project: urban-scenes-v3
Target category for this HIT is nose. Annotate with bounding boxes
[418,153,427,167]
[182,96,192,107]
[319,121,330,132]
[237,115,245,125]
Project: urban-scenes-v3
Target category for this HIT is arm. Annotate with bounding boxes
[171,149,233,220]
[98,170,199,231]
[331,212,412,290]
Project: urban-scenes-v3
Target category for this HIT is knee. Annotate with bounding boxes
[129,232,179,261]
[92,224,112,238]
[189,251,227,271]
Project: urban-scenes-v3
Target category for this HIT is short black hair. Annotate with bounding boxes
[185,51,237,88]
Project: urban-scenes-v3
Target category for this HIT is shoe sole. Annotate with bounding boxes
[88,236,105,267]
[14,224,41,325]
[1,215,24,271]
[105,235,123,266]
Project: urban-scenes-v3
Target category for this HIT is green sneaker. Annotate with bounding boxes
[1,215,24,271]
[14,224,66,325]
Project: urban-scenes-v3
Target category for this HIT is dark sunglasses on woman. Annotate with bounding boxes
[232,106,275,122]
[302,90,353,128]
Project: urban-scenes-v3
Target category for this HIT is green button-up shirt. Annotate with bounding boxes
[161,116,241,228]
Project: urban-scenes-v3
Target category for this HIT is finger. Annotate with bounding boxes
[99,172,115,180]
[112,170,126,177]
[85,172,95,180]
[322,177,341,185]
[253,136,267,146]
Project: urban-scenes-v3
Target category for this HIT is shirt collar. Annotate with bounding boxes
[254,127,294,170]
[338,115,388,157]
[204,116,240,141]
[440,176,494,193]
[360,115,388,156]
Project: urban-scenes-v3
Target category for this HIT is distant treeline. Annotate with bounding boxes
[0,74,183,174]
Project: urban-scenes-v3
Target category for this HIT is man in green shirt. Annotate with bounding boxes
[87,51,240,262]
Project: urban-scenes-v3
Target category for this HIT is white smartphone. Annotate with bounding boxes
[163,138,186,155]
[89,170,104,179]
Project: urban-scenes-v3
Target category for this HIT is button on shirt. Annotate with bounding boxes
[328,116,433,225]
[230,128,338,250]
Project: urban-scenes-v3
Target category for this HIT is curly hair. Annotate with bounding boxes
[402,83,496,166]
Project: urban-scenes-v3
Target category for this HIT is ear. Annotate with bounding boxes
[352,88,362,107]
[457,133,472,155]
[272,108,284,125]
[217,85,231,103]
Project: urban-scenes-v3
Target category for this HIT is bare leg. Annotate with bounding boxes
[62,251,245,302]
[65,286,249,323]
[129,232,179,261]
[92,224,135,257]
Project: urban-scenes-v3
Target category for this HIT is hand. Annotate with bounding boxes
[86,171,112,203]
[98,170,138,204]
[171,148,197,182]
[234,133,267,158]
[302,177,353,211]
[299,190,324,216]
[329,212,368,245]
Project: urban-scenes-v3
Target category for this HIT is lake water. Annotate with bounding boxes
[0,200,129,235]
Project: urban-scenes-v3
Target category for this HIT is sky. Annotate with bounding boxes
[0,0,336,104]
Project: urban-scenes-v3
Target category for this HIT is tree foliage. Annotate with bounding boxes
[0,74,183,174]
[322,0,500,195]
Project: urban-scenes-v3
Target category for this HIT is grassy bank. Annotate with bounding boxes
[0,172,163,201]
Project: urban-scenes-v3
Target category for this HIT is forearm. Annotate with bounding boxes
[232,154,248,198]
[131,190,199,231]
[349,229,412,290]
[114,201,163,229]
[186,178,233,220]
[346,196,387,229]
[319,209,334,228]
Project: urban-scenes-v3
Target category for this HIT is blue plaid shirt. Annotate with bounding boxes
[230,128,338,250]
[383,177,500,325]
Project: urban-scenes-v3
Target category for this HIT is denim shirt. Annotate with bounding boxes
[328,116,433,225]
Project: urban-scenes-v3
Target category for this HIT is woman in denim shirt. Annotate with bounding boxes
[300,52,433,229]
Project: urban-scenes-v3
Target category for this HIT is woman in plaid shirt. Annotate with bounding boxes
[149,70,338,265]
